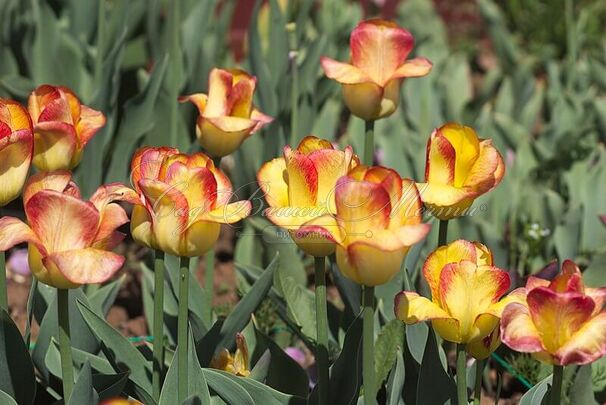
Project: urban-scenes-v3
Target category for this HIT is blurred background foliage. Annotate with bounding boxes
[1,0,606,402]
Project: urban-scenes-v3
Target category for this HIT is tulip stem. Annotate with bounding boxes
[550,365,564,405]
[314,256,329,405]
[362,285,376,405]
[363,120,375,166]
[152,250,165,402]
[0,251,7,311]
[204,250,214,325]
[177,256,190,403]
[473,359,485,405]
[58,288,74,402]
[168,0,181,148]
[288,23,299,146]
[456,344,468,405]
[438,219,449,247]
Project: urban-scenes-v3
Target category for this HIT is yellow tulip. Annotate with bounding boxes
[395,240,524,358]
[210,333,250,377]
[0,98,33,206]
[0,171,138,289]
[129,147,251,257]
[416,123,505,220]
[257,136,359,257]
[180,68,273,158]
[28,85,105,171]
[321,19,432,121]
[501,260,606,365]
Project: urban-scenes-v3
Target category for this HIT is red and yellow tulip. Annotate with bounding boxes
[417,123,505,220]
[210,333,250,377]
[257,136,359,257]
[0,98,33,206]
[180,68,272,157]
[27,85,105,171]
[129,147,251,257]
[395,240,523,358]
[320,19,432,121]
[100,399,143,405]
[0,171,137,289]
[501,260,606,365]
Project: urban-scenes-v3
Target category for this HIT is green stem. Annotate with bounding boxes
[0,251,7,311]
[456,344,468,405]
[288,23,299,146]
[438,219,449,247]
[94,0,106,88]
[550,365,564,405]
[204,250,214,325]
[314,257,329,404]
[362,286,376,405]
[168,0,181,147]
[58,289,74,402]
[363,120,375,166]
[473,359,485,405]
[177,256,190,402]
[152,250,166,402]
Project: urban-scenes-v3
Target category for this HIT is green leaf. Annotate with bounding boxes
[570,365,597,405]
[68,361,99,405]
[520,374,551,405]
[202,369,254,405]
[92,371,130,400]
[89,275,126,316]
[375,320,405,391]
[405,322,428,365]
[386,349,405,405]
[0,390,17,405]
[76,300,153,403]
[253,328,309,397]
[279,274,316,342]
[416,328,455,404]
[0,310,36,405]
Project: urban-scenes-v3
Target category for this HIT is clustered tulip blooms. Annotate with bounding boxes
[321,19,432,121]
[180,68,273,157]
[0,171,137,289]
[28,85,105,171]
[501,260,606,365]
[257,135,359,257]
[129,146,252,257]
[210,333,250,377]
[0,99,33,206]
[417,123,505,220]
[395,240,524,358]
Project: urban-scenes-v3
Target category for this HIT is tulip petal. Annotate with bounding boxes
[297,136,334,154]
[463,139,504,192]
[264,205,329,229]
[76,105,105,146]
[205,68,232,117]
[320,57,372,84]
[525,276,550,290]
[89,182,140,211]
[484,287,527,318]
[415,182,474,207]
[43,248,124,284]
[198,117,256,157]
[350,19,413,85]
[586,287,606,315]
[0,99,33,132]
[308,148,352,211]
[362,166,403,212]
[257,157,289,207]
[165,165,217,216]
[394,223,431,247]
[130,204,154,248]
[439,262,510,341]
[285,148,318,207]
[0,217,43,253]
[467,326,501,360]
[201,200,252,224]
[500,302,545,353]
[337,240,406,286]
[32,121,78,171]
[549,259,584,293]
[290,214,342,257]
[228,77,254,118]
[0,131,32,206]
[527,287,595,353]
[391,57,433,79]
[179,93,208,116]
[28,85,60,122]
[26,190,100,252]
[130,146,178,190]
[38,97,73,124]
[555,312,606,365]
[91,203,128,250]
[393,179,424,226]
[439,123,481,187]
[423,239,479,301]
[181,220,221,257]
[250,108,273,132]
[23,170,73,205]
[395,291,452,323]
[425,130,455,185]
[342,82,385,121]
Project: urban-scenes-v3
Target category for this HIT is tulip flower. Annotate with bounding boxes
[257,136,359,257]
[100,399,143,405]
[0,171,138,289]
[600,215,606,226]
[320,19,432,121]
[417,123,505,220]
[395,240,524,357]
[0,98,34,206]
[501,260,606,366]
[210,333,250,377]
[180,68,273,158]
[27,85,105,171]
[129,147,252,257]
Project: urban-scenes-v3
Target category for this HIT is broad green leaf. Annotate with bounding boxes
[386,349,405,405]
[375,320,404,392]
[89,275,126,316]
[0,310,36,405]
[570,365,597,405]
[0,390,17,405]
[68,361,99,405]
[202,369,254,405]
[416,328,455,404]
[279,274,316,341]
[519,374,552,405]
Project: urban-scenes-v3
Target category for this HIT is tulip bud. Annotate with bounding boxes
[321,19,432,121]
[0,99,33,206]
